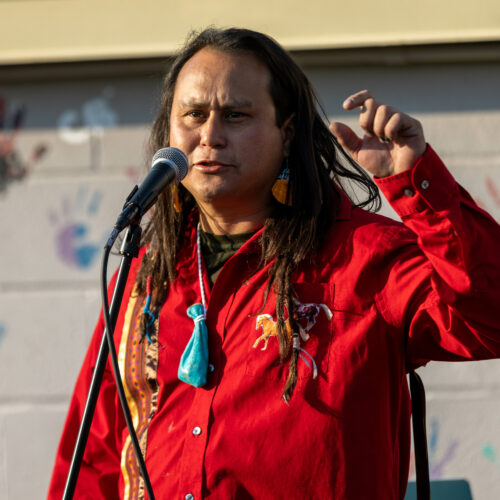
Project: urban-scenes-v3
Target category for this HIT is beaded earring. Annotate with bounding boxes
[272,159,292,206]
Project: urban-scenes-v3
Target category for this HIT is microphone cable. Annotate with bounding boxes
[100,232,155,500]
[78,146,187,499]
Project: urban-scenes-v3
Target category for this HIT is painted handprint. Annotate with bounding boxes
[427,418,459,479]
[409,417,458,480]
[49,187,108,269]
[58,87,118,170]
[0,96,48,194]
[482,443,500,473]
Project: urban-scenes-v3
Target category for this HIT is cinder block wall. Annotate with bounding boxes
[316,60,500,500]
[0,56,499,499]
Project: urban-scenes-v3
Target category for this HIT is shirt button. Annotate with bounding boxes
[421,179,430,189]
[192,426,202,436]
[404,188,414,197]
[185,494,194,500]
[209,363,215,372]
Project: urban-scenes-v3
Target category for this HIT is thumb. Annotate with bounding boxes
[329,122,361,159]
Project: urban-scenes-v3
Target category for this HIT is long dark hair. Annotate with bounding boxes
[136,27,380,401]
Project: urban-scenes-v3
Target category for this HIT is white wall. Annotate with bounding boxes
[316,60,500,500]
[0,57,499,499]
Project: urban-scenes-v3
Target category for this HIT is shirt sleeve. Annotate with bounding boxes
[374,145,500,370]
[47,284,125,499]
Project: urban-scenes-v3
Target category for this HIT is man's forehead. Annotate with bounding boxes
[173,47,272,103]
[177,96,254,109]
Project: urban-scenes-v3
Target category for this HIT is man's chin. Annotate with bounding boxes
[192,187,239,205]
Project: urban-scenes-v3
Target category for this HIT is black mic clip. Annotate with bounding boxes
[114,185,141,231]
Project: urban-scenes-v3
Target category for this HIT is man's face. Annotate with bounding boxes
[169,47,292,215]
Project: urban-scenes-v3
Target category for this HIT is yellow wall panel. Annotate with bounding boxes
[1,0,499,64]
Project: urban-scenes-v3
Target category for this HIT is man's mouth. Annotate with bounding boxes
[193,160,232,172]
[195,160,231,166]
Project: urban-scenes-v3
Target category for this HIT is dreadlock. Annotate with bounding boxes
[135,27,381,402]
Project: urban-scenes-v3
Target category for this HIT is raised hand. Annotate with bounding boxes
[330,90,426,177]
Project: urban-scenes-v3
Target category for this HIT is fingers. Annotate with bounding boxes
[342,89,373,111]
[343,90,390,142]
[342,89,423,144]
[329,121,362,159]
[372,104,401,142]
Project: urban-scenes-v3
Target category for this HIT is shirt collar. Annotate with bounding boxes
[178,191,352,264]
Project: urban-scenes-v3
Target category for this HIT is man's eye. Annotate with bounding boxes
[187,111,204,119]
[226,112,245,120]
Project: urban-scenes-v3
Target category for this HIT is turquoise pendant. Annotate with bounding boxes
[178,303,209,387]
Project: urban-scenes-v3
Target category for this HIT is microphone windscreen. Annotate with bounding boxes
[152,147,188,181]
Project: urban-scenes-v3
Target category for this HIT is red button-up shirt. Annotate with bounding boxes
[48,147,500,499]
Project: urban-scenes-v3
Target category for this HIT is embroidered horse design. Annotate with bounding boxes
[254,314,308,351]
[253,300,333,351]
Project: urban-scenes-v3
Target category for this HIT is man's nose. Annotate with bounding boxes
[200,114,227,148]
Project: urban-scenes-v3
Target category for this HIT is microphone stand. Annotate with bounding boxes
[63,223,153,499]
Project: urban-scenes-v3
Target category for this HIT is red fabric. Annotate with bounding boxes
[48,146,500,500]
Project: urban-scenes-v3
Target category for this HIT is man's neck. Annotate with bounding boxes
[197,203,270,235]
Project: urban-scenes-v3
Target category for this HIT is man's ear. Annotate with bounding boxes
[280,113,296,156]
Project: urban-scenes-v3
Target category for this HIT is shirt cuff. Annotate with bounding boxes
[374,145,459,217]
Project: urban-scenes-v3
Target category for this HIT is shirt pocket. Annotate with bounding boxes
[244,282,335,382]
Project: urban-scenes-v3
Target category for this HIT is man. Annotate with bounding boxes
[49,28,500,499]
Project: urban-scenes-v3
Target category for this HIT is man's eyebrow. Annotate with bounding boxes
[179,98,253,108]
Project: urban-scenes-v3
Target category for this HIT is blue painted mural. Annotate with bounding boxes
[409,417,458,480]
[49,187,107,269]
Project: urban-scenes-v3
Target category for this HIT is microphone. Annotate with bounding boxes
[114,147,188,231]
